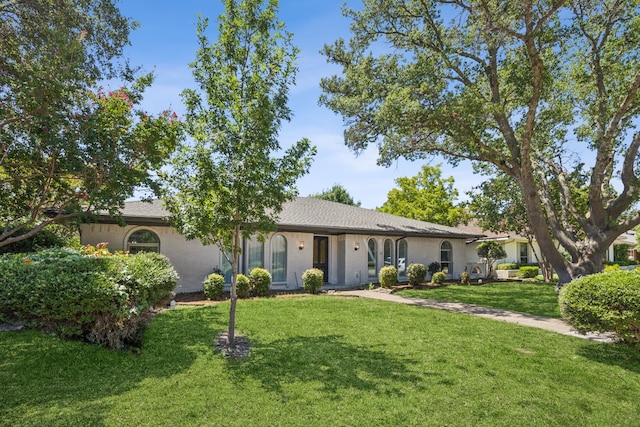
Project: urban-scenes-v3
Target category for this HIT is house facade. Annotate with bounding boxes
[80,198,483,293]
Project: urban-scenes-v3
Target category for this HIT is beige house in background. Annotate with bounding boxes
[81,198,482,293]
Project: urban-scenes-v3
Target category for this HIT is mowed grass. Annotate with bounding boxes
[398,281,562,318]
[2,296,639,426]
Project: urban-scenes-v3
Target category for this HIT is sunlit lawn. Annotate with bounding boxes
[397,281,562,318]
[2,296,639,426]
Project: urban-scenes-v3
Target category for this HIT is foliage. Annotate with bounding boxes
[497,263,519,271]
[477,241,507,278]
[320,0,640,285]
[0,225,68,254]
[310,184,360,206]
[407,263,427,286]
[427,262,441,277]
[203,274,226,301]
[0,248,178,349]
[0,1,182,248]
[604,264,621,272]
[378,266,398,288]
[460,271,470,285]
[236,274,251,299]
[302,268,324,294]
[518,266,540,279]
[560,270,640,349]
[376,165,466,226]
[431,272,446,285]
[249,268,272,297]
[162,0,315,348]
[614,244,632,262]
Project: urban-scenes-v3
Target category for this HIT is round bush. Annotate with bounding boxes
[203,273,225,300]
[560,270,640,348]
[518,266,539,279]
[427,261,441,276]
[460,271,470,285]
[407,263,427,286]
[302,268,324,294]
[249,268,271,297]
[432,271,446,284]
[378,266,398,288]
[236,274,250,299]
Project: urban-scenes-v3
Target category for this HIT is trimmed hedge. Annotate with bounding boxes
[249,268,271,297]
[560,270,640,349]
[518,266,539,279]
[497,263,518,270]
[378,266,398,288]
[0,248,178,350]
[302,268,324,294]
[432,271,446,284]
[407,263,427,286]
[237,274,250,299]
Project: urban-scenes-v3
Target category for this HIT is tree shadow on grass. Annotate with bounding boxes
[576,341,640,374]
[230,334,427,399]
[0,306,224,426]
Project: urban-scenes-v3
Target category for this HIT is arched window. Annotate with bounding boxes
[383,239,393,267]
[440,241,452,276]
[127,229,160,254]
[271,235,287,282]
[398,239,408,277]
[367,238,377,278]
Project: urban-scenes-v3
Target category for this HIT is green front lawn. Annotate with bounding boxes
[398,281,562,318]
[2,296,639,426]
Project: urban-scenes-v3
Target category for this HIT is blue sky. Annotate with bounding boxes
[117,0,476,209]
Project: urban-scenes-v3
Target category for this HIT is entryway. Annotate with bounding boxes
[313,236,329,282]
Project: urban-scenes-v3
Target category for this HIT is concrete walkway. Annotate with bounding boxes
[333,290,614,343]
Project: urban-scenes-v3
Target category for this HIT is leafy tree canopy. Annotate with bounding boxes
[310,184,361,206]
[377,164,466,226]
[320,0,640,284]
[0,0,182,247]
[162,0,315,348]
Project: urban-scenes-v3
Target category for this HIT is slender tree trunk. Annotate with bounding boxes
[227,225,241,349]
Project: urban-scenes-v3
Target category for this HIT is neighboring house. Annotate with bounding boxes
[80,197,483,293]
[612,230,638,261]
[459,222,542,278]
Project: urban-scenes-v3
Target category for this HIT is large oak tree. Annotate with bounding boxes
[320,0,640,284]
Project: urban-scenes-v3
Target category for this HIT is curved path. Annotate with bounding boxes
[333,290,614,343]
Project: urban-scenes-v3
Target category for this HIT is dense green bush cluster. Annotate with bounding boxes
[427,262,441,276]
[249,268,271,297]
[0,248,178,350]
[497,263,518,270]
[431,271,446,284]
[407,263,427,286]
[236,274,251,299]
[302,268,324,294]
[203,273,225,300]
[560,270,640,349]
[378,266,398,288]
[518,266,539,279]
[460,271,470,285]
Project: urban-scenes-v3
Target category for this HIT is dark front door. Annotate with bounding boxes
[313,236,329,282]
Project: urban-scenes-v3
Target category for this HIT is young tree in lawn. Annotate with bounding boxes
[163,0,315,349]
[310,184,361,206]
[377,164,466,226]
[320,1,640,285]
[476,241,507,279]
[0,1,182,247]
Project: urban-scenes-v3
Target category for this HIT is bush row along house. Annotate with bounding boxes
[81,197,485,293]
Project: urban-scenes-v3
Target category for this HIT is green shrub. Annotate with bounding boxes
[560,270,640,349]
[518,266,539,279]
[0,225,70,254]
[460,271,470,285]
[249,268,271,297]
[604,264,621,272]
[497,263,518,270]
[236,274,250,299]
[432,271,446,284]
[0,247,179,350]
[407,263,427,286]
[302,268,324,294]
[203,273,225,300]
[427,261,441,276]
[378,266,398,288]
